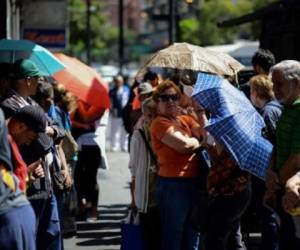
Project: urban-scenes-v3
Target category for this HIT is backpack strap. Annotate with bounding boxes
[138,129,157,165]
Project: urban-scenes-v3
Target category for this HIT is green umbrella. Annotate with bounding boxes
[0,39,65,75]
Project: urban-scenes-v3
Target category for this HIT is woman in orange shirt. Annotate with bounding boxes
[150,80,202,250]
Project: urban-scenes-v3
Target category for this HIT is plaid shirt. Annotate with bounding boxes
[207,147,250,196]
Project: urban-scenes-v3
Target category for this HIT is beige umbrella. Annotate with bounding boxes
[137,42,244,77]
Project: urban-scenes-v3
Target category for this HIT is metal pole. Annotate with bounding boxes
[175,1,180,42]
[119,0,124,74]
[86,0,91,65]
[168,0,174,45]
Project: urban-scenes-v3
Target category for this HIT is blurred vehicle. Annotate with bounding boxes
[97,65,119,84]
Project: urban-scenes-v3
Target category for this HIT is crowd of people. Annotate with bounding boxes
[0,48,300,250]
[126,49,300,250]
[0,58,110,250]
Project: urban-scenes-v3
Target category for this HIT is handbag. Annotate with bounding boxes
[120,210,145,250]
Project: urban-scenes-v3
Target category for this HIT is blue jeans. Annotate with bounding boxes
[155,176,200,250]
[203,186,251,250]
[0,204,36,250]
[30,194,61,250]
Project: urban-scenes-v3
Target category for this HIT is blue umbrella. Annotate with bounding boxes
[0,39,64,75]
[192,72,273,180]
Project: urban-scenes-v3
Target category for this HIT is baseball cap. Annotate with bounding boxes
[20,133,53,164]
[13,59,44,80]
[138,82,153,95]
[13,105,47,133]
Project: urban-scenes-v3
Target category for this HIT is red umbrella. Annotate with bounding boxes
[53,53,110,108]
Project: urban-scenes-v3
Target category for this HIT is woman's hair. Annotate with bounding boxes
[53,83,77,112]
[249,74,274,100]
[141,97,156,114]
[152,80,181,102]
[34,82,54,104]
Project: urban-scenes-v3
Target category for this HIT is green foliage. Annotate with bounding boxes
[180,18,201,44]
[67,0,137,64]
[179,0,277,46]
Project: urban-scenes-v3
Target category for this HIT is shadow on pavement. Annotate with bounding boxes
[75,204,129,248]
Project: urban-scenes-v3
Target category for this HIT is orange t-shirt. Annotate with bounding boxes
[150,115,199,178]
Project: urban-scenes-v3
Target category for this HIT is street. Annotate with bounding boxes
[64,151,131,250]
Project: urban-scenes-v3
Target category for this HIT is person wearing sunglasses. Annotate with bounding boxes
[150,80,203,250]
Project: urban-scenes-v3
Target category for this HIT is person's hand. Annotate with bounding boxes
[130,201,137,211]
[61,169,73,189]
[265,169,281,192]
[46,126,55,137]
[27,159,44,177]
[283,174,300,214]
[28,159,44,180]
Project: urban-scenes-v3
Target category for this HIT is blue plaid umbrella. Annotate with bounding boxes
[0,39,64,75]
[192,72,273,180]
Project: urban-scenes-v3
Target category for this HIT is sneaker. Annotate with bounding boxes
[86,206,98,223]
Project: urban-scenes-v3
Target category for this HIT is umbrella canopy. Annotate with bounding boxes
[192,72,273,180]
[0,39,64,75]
[53,53,110,109]
[137,42,244,77]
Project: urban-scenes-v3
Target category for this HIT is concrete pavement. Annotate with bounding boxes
[64,151,131,250]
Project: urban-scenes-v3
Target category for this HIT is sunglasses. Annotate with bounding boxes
[158,94,179,102]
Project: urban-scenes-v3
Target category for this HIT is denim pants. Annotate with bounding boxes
[203,185,251,250]
[30,194,61,250]
[0,204,36,250]
[155,176,200,250]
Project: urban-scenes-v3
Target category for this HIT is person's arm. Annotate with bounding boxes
[27,159,45,180]
[77,101,105,123]
[70,119,91,130]
[278,153,300,184]
[282,172,300,214]
[161,128,201,154]
[263,149,281,209]
[265,149,280,190]
[46,116,65,143]
[57,144,72,188]
[279,117,300,183]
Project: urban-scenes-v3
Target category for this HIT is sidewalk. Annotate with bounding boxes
[64,151,131,250]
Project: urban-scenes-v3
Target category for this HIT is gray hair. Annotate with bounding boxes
[270,60,300,84]
[141,97,156,114]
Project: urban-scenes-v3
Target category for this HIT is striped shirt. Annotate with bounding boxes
[275,98,300,171]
